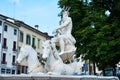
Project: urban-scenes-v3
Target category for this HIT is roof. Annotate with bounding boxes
[0,14,20,27]
[15,20,51,39]
[0,14,52,39]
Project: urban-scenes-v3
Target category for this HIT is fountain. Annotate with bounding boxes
[1,6,118,80]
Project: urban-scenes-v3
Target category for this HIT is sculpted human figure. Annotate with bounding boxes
[52,7,76,60]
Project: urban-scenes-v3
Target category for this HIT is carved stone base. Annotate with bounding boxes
[0,75,118,80]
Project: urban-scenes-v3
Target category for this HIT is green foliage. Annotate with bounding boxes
[58,0,120,71]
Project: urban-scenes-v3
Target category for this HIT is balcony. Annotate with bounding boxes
[1,61,7,65]
[12,48,17,53]
[12,62,16,66]
[32,45,36,49]
[2,46,8,51]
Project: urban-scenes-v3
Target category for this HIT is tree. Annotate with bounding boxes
[58,0,120,75]
[58,0,99,74]
[91,0,120,75]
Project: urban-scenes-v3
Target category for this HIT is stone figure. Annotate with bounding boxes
[41,40,82,75]
[52,7,76,61]
[16,45,46,74]
[42,40,64,75]
[16,7,81,75]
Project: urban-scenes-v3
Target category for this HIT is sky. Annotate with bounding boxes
[0,0,61,36]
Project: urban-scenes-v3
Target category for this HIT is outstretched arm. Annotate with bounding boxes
[52,17,71,35]
[56,18,71,30]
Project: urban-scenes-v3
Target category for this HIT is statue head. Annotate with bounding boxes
[42,40,52,59]
[62,6,71,17]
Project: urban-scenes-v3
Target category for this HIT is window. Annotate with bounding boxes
[26,34,31,45]
[12,70,15,74]
[2,53,6,64]
[32,37,36,49]
[14,29,17,35]
[12,55,16,65]
[4,25,7,31]
[3,38,7,48]
[19,31,24,42]
[22,66,25,73]
[17,65,21,74]
[38,39,40,48]
[6,69,11,74]
[1,68,5,74]
[25,66,28,74]
[18,47,21,52]
[0,20,2,25]
[21,66,28,74]
[0,33,1,42]
[13,41,16,51]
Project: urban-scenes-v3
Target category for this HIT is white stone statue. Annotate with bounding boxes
[16,7,81,75]
[41,40,82,75]
[52,7,76,61]
[16,45,46,74]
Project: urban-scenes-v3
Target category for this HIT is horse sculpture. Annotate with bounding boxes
[42,40,83,75]
[16,45,46,74]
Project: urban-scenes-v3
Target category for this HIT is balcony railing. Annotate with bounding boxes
[2,46,8,49]
[12,48,17,51]
[12,62,16,66]
[1,61,7,64]
[32,45,36,49]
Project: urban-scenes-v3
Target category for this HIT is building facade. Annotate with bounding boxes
[0,14,50,74]
[15,20,50,74]
[0,14,19,74]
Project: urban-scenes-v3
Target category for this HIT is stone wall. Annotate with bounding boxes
[0,75,119,80]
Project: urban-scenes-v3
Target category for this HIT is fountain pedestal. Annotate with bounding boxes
[0,75,119,80]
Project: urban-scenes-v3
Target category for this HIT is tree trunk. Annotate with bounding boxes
[93,61,96,75]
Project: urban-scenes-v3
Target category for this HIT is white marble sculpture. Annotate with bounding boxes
[42,40,82,75]
[16,45,46,74]
[16,7,82,75]
[52,7,76,61]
